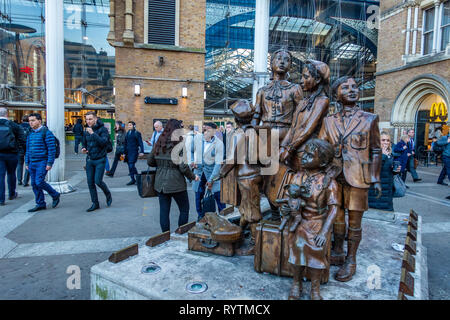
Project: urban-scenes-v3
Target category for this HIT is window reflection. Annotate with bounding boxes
[0,0,114,116]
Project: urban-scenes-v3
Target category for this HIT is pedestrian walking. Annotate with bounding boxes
[394,135,410,183]
[17,115,31,186]
[0,107,26,206]
[147,120,164,154]
[25,113,60,212]
[192,122,225,220]
[73,118,84,154]
[106,121,126,177]
[404,129,422,182]
[436,134,450,194]
[123,121,144,185]
[81,111,112,212]
[147,118,199,232]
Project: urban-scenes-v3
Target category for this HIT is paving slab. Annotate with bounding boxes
[91,213,418,300]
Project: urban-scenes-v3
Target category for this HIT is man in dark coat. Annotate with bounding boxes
[81,112,112,212]
[17,115,31,186]
[0,107,26,205]
[124,121,144,185]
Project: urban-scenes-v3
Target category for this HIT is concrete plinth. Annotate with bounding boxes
[90,210,426,300]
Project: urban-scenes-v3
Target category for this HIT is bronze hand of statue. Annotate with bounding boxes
[314,231,327,247]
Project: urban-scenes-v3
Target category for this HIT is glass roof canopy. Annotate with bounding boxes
[205,0,379,115]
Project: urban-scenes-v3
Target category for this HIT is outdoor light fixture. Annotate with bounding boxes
[204,91,206,99]
[134,84,141,96]
[182,86,188,98]
[113,87,115,95]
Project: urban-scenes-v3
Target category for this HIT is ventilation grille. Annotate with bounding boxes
[148,0,176,45]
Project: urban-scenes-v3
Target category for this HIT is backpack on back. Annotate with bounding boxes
[0,121,16,152]
[42,127,61,159]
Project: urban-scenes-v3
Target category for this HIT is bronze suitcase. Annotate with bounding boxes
[254,220,330,283]
[188,224,237,257]
[254,220,293,277]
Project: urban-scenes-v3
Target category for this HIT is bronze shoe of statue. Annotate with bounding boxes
[310,280,323,300]
[204,212,242,243]
[288,280,303,300]
[334,261,357,282]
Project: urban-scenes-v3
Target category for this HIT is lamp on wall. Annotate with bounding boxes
[134,84,141,96]
[204,91,206,100]
[182,86,188,98]
[113,87,116,96]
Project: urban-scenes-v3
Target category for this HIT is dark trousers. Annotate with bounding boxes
[402,156,419,181]
[28,160,59,207]
[86,157,111,206]
[128,161,138,181]
[195,174,226,219]
[157,190,190,233]
[74,136,82,154]
[438,155,450,183]
[109,153,122,175]
[16,154,30,185]
[0,153,18,203]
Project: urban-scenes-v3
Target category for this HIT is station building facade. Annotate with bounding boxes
[1,0,380,140]
[375,0,450,149]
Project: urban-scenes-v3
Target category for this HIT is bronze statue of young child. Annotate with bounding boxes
[280,138,340,300]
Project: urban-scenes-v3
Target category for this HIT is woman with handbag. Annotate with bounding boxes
[106,121,126,177]
[369,131,402,211]
[147,119,199,232]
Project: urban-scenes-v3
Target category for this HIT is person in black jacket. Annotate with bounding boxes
[123,121,144,185]
[369,131,401,211]
[73,118,84,154]
[17,115,31,186]
[106,121,126,177]
[81,111,112,212]
[0,107,26,205]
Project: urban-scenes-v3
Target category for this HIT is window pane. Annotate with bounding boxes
[424,32,434,54]
[442,25,450,49]
[442,1,450,26]
[425,7,435,32]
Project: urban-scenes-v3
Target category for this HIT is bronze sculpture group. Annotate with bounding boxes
[189,49,381,300]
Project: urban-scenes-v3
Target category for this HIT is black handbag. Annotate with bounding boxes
[136,167,157,198]
[201,189,217,215]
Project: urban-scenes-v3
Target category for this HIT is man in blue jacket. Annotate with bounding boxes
[25,113,60,212]
[436,134,450,199]
[123,121,144,185]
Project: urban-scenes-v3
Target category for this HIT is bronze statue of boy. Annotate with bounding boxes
[318,76,382,282]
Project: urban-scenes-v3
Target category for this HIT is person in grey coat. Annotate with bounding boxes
[190,122,225,220]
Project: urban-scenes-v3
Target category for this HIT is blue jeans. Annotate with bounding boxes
[29,160,59,207]
[0,153,18,203]
[86,157,111,206]
[74,136,82,154]
[438,155,450,183]
[105,157,110,172]
[403,156,419,180]
[157,190,190,233]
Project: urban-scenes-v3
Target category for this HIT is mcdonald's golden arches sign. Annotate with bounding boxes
[429,102,448,122]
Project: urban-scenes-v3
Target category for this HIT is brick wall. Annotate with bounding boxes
[111,0,206,139]
[374,59,450,122]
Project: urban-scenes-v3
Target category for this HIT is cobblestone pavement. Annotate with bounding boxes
[0,145,449,299]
